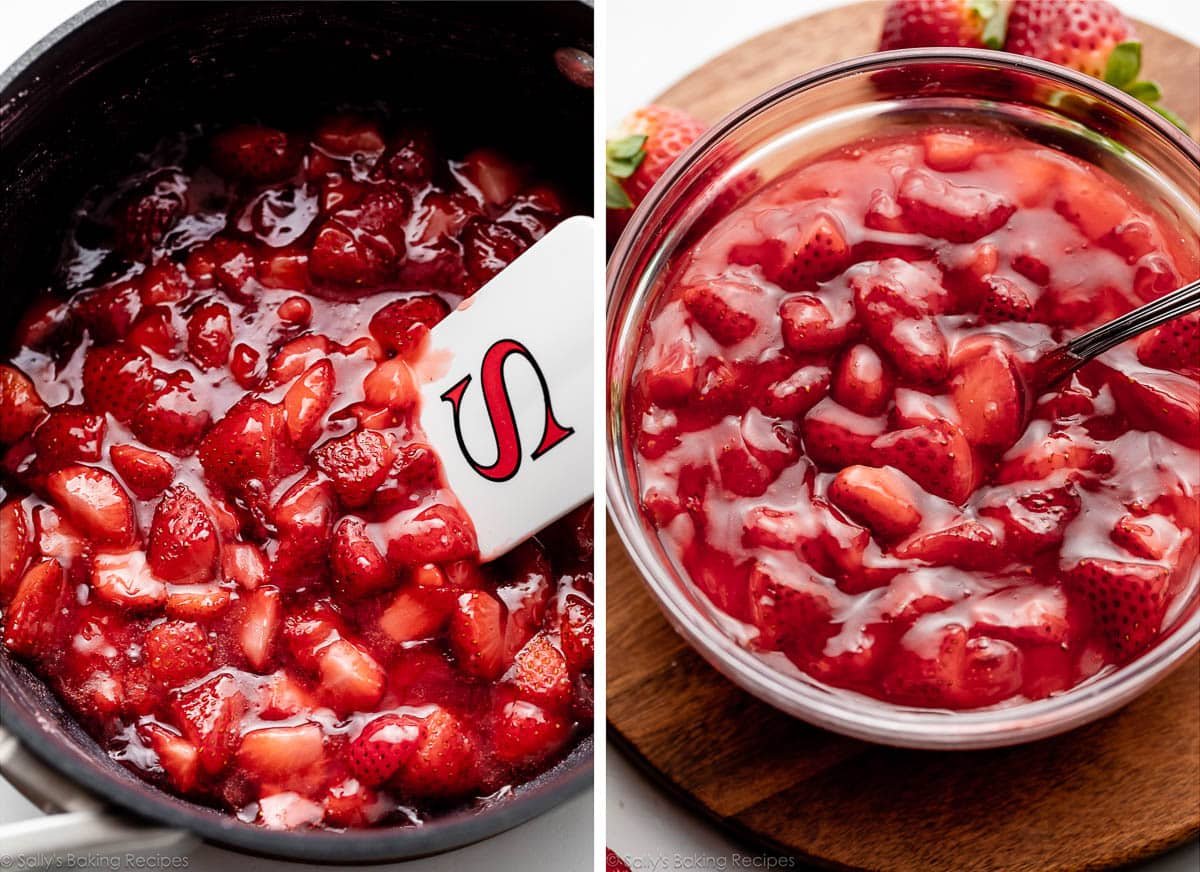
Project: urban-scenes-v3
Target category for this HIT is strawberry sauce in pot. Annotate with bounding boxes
[627,126,1199,710]
[0,117,593,830]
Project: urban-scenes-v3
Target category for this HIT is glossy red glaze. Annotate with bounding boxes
[0,117,592,829]
[628,126,1199,709]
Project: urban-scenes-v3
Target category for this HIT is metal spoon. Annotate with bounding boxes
[1035,277,1200,388]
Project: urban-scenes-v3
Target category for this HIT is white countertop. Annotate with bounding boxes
[605,0,1199,869]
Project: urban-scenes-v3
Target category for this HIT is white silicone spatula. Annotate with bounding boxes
[416,215,594,561]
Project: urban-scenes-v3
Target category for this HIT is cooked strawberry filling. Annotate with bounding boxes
[0,117,592,829]
[628,126,1199,709]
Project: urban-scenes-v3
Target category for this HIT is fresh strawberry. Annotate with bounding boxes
[383,503,477,568]
[0,501,33,594]
[606,105,706,226]
[110,444,174,499]
[1137,311,1199,372]
[897,169,1016,243]
[505,632,572,710]
[210,124,300,182]
[313,429,396,509]
[0,364,48,443]
[113,171,188,258]
[131,372,211,454]
[90,547,167,611]
[172,672,249,775]
[461,218,528,288]
[368,295,451,358]
[949,337,1028,450]
[32,409,106,470]
[148,485,219,583]
[828,465,923,540]
[186,302,233,370]
[72,281,142,342]
[45,464,136,546]
[872,419,976,503]
[1064,557,1169,658]
[831,344,893,417]
[330,517,394,598]
[895,519,1006,570]
[141,723,201,793]
[395,708,477,798]
[347,713,422,786]
[779,294,856,354]
[879,0,1005,50]
[731,212,851,292]
[449,591,508,679]
[2,559,66,657]
[81,344,157,423]
[316,638,386,715]
[146,620,213,683]
[1005,0,1131,77]
[493,698,570,764]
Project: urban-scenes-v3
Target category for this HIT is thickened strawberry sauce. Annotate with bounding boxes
[628,126,1199,709]
[0,117,592,829]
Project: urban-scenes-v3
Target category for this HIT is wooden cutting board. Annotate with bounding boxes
[607,5,1200,870]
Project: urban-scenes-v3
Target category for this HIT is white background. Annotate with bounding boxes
[0,2,591,871]
[606,1,1199,870]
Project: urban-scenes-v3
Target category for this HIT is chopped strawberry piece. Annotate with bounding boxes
[256,793,324,830]
[779,294,856,354]
[148,484,219,583]
[361,358,417,411]
[681,279,760,345]
[313,429,396,509]
[897,169,1015,242]
[0,501,33,595]
[142,723,201,793]
[45,464,136,546]
[829,465,923,540]
[317,638,386,714]
[131,371,211,454]
[166,584,233,621]
[210,125,300,182]
[872,419,976,503]
[1109,369,1200,449]
[281,360,335,448]
[172,672,249,775]
[922,130,983,172]
[1110,513,1178,561]
[461,218,528,288]
[384,504,478,568]
[971,585,1072,646]
[330,517,394,598]
[747,562,836,659]
[346,713,422,786]
[457,148,524,206]
[758,364,831,419]
[33,409,106,471]
[199,398,298,505]
[505,632,572,710]
[32,505,90,577]
[81,344,157,423]
[394,708,477,798]
[995,426,1111,483]
[72,281,142,343]
[949,337,1028,450]
[831,344,893,417]
[186,302,233,370]
[379,589,454,643]
[113,171,188,258]
[238,586,281,671]
[146,620,213,683]
[559,594,594,671]
[127,305,181,357]
[979,481,1081,557]
[978,276,1035,324]
[801,398,886,469]
[2,559,67,658]
[1137,311,1199,372]
[314,114,385,159]
[493,698,570,764]
[449,591,508,679]
[91,549,167,611]
[0,364,48,443]
[321,779,384,828]
[237,722,326,786]
[884,624,1023,708]
[140,258,191,304]
[731,211,850,291]
[1064,558,1169,659]
[895,519,1005,570]
[110,444,174,499]
[369,295,451,358]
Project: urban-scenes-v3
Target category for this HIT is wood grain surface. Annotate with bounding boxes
[607,5,1200,869]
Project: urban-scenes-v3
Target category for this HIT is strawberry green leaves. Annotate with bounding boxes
[605,134,647,209]
[972,0,1007,50]
[1102,41,1187,132]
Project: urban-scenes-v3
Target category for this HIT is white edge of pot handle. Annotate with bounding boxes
[0,725,198,860]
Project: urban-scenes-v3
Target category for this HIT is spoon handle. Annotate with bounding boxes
[1065,278,1200,364]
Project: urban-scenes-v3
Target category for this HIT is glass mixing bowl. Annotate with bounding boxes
[606,48,1200,750]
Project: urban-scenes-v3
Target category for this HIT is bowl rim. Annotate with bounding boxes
[0,0,594,861]
[606,46,1200,750]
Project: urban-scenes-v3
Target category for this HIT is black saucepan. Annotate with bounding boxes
[0,0,593,862]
